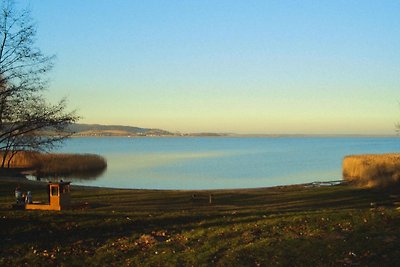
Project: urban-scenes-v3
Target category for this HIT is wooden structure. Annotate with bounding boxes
[25,182,71,211]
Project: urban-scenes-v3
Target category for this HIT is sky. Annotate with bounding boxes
[22,0,400,134]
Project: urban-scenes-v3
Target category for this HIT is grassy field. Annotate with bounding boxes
[1,179,400,266]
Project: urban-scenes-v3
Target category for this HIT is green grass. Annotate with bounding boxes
[1,179,400,266]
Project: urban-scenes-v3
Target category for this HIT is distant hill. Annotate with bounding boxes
[68,123,173,137]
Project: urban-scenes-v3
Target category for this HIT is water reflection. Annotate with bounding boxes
[35,166,107,181]
[100,150,255,189]
[108,151,238,171]
[34,151,237,184]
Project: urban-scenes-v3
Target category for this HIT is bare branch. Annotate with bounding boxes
[0,1,79,167]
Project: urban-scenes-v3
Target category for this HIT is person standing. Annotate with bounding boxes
[15,186,23,204]
[25,191,33,204]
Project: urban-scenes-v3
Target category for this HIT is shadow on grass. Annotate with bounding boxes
[2,179,400,255]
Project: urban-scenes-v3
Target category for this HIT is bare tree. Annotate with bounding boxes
[0,0,78,168]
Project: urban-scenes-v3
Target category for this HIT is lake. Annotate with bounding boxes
[52,137,400,190]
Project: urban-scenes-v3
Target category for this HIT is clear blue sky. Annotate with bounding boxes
[26,0,400,134]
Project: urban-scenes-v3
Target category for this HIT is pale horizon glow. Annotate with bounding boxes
[27,0,400,134]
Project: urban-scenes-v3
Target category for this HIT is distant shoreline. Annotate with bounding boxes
[71,134,399,138]
[66,123,398,138]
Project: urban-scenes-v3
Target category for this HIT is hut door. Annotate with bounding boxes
[51,186,59,196]
[49,185,61,208]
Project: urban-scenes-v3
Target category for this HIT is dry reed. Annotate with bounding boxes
[1,151,107,178]
[343,153,400,188]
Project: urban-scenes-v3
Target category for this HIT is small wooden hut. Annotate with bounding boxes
[25,181,71,211]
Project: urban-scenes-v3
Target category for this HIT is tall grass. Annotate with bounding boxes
[0,151,40,168]
[343,154,400,188]
[1,151,107,179]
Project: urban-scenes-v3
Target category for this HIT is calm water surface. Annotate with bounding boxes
[53,137,400,190]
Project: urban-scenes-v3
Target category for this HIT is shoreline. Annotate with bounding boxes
[0,171,346,192]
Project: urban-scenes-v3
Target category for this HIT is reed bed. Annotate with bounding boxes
[343,154,400,188]
[0,151,40,168]
[1,151,107,178]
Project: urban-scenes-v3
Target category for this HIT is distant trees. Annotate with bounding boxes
[0,1,78,168]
